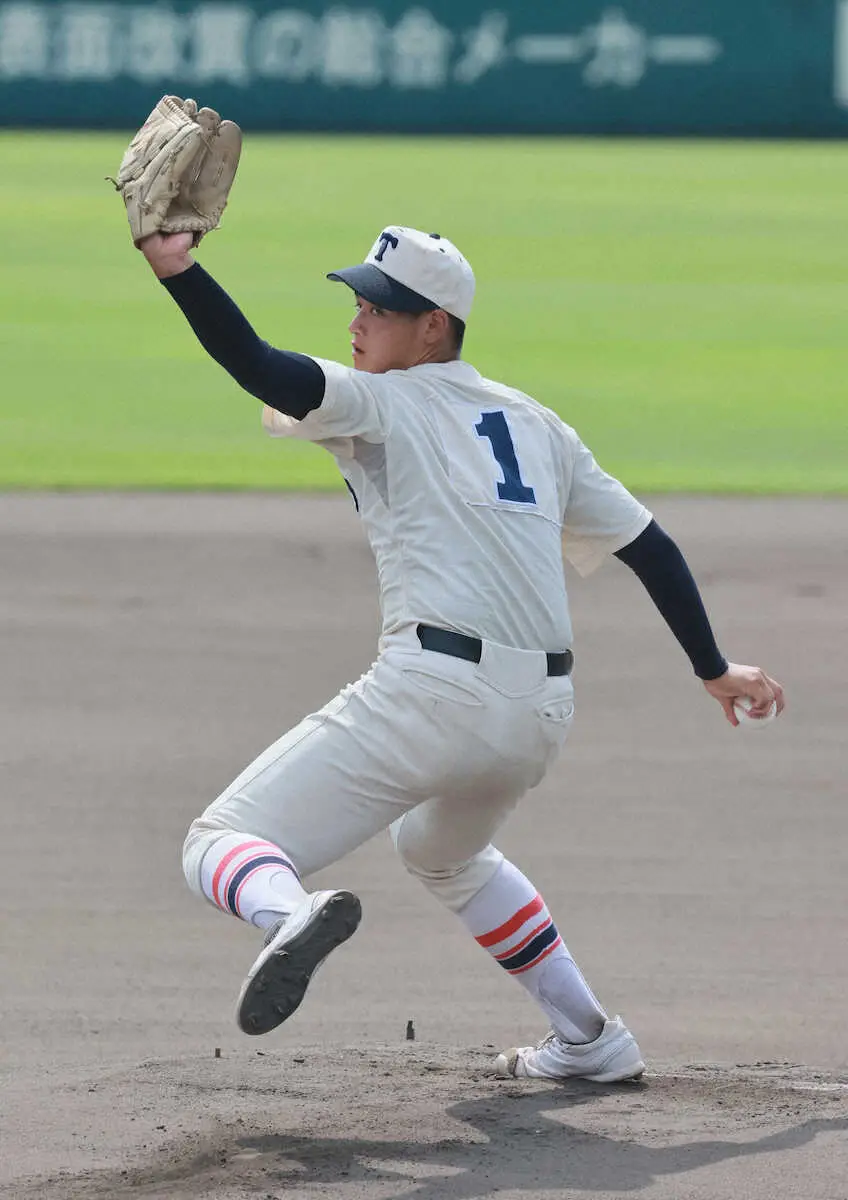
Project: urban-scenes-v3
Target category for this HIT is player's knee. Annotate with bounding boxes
[181,818,211,897]
[181,816,242,897]
[389,814,433,876]
[390,817,503,911]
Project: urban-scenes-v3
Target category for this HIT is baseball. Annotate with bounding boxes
[733,695,778,728]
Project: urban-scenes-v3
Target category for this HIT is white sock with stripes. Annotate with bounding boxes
[198,832,308,929]
[458,858,607,1044]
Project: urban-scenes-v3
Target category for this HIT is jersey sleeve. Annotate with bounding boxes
[261,357,389,444]
[562,433,652,576]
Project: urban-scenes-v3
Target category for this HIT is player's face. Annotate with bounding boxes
[349,297,431,373]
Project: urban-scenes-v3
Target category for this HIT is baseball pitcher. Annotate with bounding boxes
[118,102,784,1082]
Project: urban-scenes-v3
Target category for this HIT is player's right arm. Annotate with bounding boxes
[615,521,784,724]
[558,426,783,726]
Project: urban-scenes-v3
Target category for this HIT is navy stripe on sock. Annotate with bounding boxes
[498,923,560,973]
[226,854,295,916]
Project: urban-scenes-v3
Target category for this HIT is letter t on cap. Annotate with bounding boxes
[374,231,399,262]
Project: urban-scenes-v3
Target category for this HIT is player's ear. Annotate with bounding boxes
[424,308,451,347]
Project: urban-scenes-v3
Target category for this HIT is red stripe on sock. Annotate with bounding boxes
[509,935,563,975]
[212,840,272,909]
[494,916,551,961]
[476,894,544,949]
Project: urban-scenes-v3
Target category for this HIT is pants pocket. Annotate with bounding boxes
[534,696,575,769]
[400,666,484,708]
[536,698,575,725]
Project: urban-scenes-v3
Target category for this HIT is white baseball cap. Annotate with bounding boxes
[327,225,475,323]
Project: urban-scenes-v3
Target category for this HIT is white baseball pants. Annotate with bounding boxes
[183,628,574,913]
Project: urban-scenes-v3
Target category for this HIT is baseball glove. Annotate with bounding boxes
[109,95,242,246]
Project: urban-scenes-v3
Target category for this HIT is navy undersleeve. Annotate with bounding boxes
[161,263,325,420]
[614,520,728,680]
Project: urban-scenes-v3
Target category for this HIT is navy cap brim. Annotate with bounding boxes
[326,264,437,314]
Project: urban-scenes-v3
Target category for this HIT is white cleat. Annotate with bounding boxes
[495,1015,645,1083]
[236,889,361,1036]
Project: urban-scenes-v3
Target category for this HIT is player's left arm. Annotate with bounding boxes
[140,232,388,446]
[139,231,326,420]
[614,520,785,727]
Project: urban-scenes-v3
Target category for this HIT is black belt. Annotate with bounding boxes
[416,624,573,677]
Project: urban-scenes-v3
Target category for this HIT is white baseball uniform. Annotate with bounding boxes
[183,356,651,912]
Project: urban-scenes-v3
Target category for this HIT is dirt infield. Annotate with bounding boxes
[1,493,846,1200]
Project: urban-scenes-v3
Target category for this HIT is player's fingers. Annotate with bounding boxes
[764,674,786,714]
[719,695,739,726]
[737,668,769,713]
[702,677,740,724]
[743,672,781,718]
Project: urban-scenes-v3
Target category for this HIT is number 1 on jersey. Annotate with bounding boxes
[475,411,537,505]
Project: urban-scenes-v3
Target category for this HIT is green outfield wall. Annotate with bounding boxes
[2,1,848,134]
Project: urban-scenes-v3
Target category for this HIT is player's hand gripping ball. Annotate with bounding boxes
[109,95,242,246]
[733,695,778,729]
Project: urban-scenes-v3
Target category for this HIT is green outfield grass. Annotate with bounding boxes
[1,133,845,492]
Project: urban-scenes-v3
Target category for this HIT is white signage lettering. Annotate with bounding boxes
[190,4,252,84]
[389,8,452,89]
[835,0,848,107]
[254,10,317,80]
[55,3,118,81]
[454,12,508,85]
[321,9,385,87]
[125,7,186,82]
[0,3,730,91]
[513,35,583,65]
[0,3,48,78]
